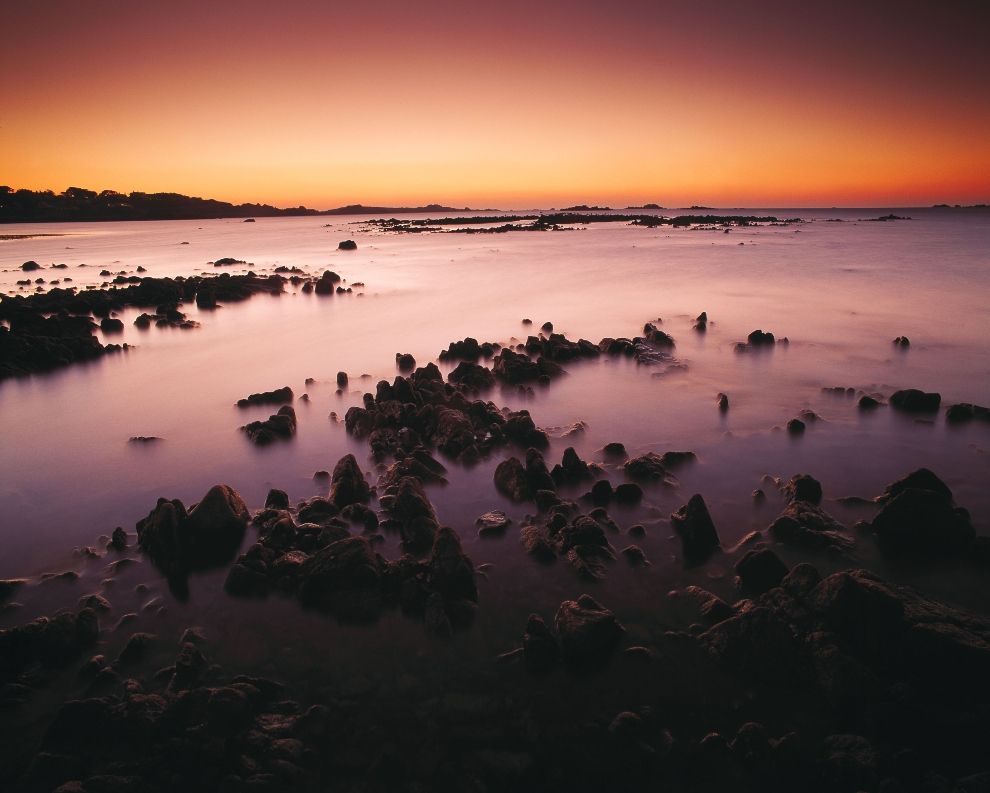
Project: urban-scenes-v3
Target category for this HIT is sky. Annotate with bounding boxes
[2,0,989,208]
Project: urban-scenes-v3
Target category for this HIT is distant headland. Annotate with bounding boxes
[0,186,486,223]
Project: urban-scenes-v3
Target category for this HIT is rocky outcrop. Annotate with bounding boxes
[328,454,371,508]
[241,405,297,444]
[670,494,720,562]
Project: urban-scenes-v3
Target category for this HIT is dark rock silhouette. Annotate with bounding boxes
[671,494,720,562]
[890,389,941,413]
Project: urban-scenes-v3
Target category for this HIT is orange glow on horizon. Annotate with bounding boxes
[2,0,988,209]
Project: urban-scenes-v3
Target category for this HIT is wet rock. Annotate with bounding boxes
[946,402,990,423]
[328,453,371,508]
[613,482,643,504]
[747,329,776,346]
[494,450,554,503]
[336,371,348,388]
[265,488,290,510]
[224,562,270,597]
[386,476,439,550]
[892,336,910,347]
[623,452,671,482]
[297,537,385,617]
[781,562,821,599]
[701,606,804,685]
[602,442,627,460]
[424,592,453,638]
[428,527,478,603]
[99,317,124,333]
[783,473,822,505]
[136,485,249,573]
[671,494,720,562]
[236,386,293,408]
[716,392,729,412]
[620,545,650,566]
[786,418,805,435]
[769,502,853,551]
[241,405,297,444]
[338,239,357,250]
[492,348,565,384]
[523,614,559,673]
[0,608,99,684]
[735,548,788,594]
[439,337,497,361]
[554,594,625,668]
[314,270,341,294]
[643,322,675,347]
[395,352,416,371]
[0,578,25,603]
[476,510,511,536]
[694,311,708,331]
[21,260,42,271]
[821,734,878,791]
[871,470,974,557]
[551,446,593,486]
[447,361,495,390]
[117,632,155,666]
[890,388,941,413]
[108,527,127,551]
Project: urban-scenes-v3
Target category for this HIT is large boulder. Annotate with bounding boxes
[553,594,625,668]
[329,454,371,508]
[890,389,941,413]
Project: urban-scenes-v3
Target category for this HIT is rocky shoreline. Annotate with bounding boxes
[2,317,990,791]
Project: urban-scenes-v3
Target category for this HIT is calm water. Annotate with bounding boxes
[1,209,989,689]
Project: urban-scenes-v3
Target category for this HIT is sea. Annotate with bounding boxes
[1,207,988,706]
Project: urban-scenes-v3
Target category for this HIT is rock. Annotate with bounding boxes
[781,562,821,599]
[108,527,127,551]
[769,502,853,551]
[99,317,124,333]
[395,352,416,371]
[0,578,25,603]
[701,607,804,685]
[476,510,511,536]
[620,545,650,566]
[821,734,878,791]
[314,270,341,294]
[735,548,788,594]
[428,526,478,602]
[786,418,805,435]
[892,336,910,347]
[297,537,384,617]
[336,371,348,388]
[871,483,974,557]
[338,240,357,250]
[329,454,371,508]
[716,392,729,412]
[117,632,155,665]
[670,494,720,562]
[554,594,625,668]
[858,395,881,410]
[424,592,453,638]
[783,474,822,505]
[447,361,495,390]
[890,389,941,413]
[265,488,290,509]
[613,482,642,504]
[136,485,248,573]
[946,402,990,423]
[643,322,675,347]
[623,452,671,482]
[21,260,42,271]
[747,329,775,346]
[523,614,558,673]
[387,477,439,550]
[602,442,627,459]
[236,386,293,408]
[241,405,297,444]
[224,562,270,597]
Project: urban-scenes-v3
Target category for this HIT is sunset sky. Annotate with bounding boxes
[2,0,988,208]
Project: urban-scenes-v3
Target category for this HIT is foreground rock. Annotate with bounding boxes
[136,484,249,574]
[553,594,625,669]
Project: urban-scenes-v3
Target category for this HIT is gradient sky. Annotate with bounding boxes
[2,0,989,208]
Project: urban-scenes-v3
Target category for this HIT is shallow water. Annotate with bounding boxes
[1,208,989,681]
